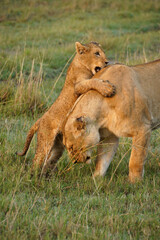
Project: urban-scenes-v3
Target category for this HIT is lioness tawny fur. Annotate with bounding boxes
[64,59,160,182]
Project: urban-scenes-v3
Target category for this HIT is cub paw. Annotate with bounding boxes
[101,80,116,97]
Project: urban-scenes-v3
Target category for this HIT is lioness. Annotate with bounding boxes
[17,42,116,171]
[64,59,160,182]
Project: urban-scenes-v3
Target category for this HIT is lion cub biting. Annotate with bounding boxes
[17,42,116,171]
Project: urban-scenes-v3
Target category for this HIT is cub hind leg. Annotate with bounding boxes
[41,132,64,175]
[32,117,64,172]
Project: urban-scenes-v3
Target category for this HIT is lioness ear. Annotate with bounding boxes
[74,116,87,130]
[75,42,88,54]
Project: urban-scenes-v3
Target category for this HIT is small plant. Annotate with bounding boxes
[0,81,14,103]
[0,59,47,116]
[14,59,46,115]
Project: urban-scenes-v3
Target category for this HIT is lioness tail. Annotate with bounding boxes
[17,119,40,156]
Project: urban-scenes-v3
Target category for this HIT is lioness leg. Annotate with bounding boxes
[129,127,151,182]
[94,134,119,177]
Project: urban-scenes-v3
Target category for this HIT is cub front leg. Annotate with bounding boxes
[94,134,119,177]
[129,127,151,183]
[75,79,116,97]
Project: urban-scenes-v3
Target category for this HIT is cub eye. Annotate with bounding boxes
[95,52,100,56]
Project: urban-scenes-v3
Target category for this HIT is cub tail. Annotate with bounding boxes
[16,119,40,156]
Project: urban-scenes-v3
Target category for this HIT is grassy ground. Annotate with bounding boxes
[0,0,160,239]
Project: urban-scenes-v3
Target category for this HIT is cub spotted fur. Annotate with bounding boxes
[64,59,160,182]
[17,42,116,171]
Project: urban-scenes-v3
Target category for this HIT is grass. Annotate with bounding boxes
[0,0,160,239]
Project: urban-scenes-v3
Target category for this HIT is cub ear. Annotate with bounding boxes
[90,41,101,47]
[75,42,89,54]
[74,116,87,130]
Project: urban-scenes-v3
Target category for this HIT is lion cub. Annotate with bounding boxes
[17,42,116,171]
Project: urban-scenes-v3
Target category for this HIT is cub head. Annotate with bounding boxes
[64,115,100,164]
[75,42,109,75]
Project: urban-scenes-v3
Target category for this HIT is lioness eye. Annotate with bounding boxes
[69,146,73,151]
[95,52,100,56]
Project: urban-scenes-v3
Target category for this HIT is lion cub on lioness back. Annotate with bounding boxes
[17,42,116,172]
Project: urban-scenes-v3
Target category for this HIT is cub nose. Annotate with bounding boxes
[105,61,109,65]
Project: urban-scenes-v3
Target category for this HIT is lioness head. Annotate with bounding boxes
[75,42,109,75]
[64,115,100,163]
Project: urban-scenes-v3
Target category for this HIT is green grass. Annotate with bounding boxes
[0,0,160,239]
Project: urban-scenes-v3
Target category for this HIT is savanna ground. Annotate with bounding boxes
[0,0,160,239]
